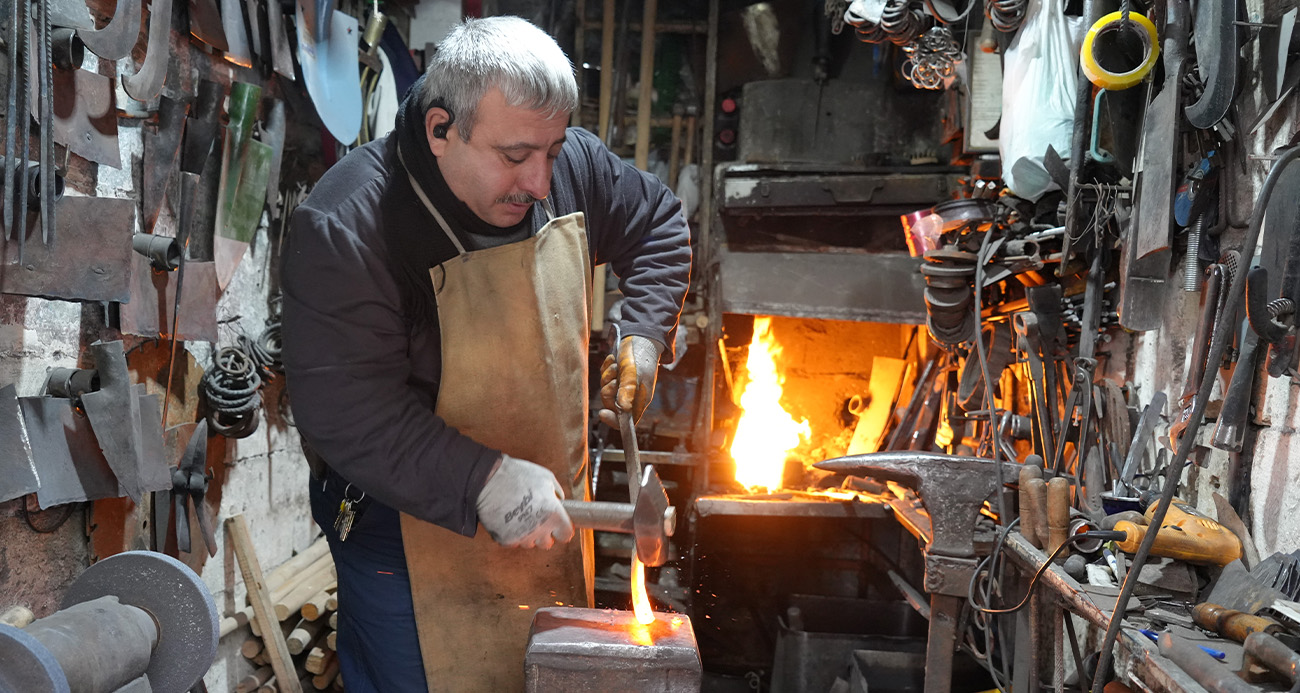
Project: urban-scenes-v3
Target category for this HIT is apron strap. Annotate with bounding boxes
[399,145,558,249]
[398,146,466,254]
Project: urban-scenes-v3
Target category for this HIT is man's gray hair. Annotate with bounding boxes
[421,16,578,141]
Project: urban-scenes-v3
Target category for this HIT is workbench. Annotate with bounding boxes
[874,487,1251,692]
[1001,532,1253,692]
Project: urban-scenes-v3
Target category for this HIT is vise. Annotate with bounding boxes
[0,551,218,693]
[815,451,1021,693]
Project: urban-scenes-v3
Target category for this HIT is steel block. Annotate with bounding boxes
[525,607,701,693]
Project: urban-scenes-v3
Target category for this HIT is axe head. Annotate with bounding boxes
[632,465,675,567]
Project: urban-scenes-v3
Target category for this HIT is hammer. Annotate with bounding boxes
[561,464,675,567]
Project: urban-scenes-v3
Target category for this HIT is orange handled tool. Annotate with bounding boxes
[1192,603,1283,643]
[1114,500,1242,566]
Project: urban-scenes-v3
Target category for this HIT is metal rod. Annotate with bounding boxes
[3,0,19,246]
[37,0,51,246]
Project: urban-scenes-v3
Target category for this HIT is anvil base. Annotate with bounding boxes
[524,607,702,692]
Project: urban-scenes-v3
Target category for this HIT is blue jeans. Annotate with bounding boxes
[309,470,426,692]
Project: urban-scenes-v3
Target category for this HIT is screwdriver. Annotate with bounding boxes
[1112,499,1242,566]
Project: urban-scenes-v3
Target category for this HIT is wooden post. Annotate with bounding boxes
[572,0,587,128]
[597,0,615,142]
[699,0,718,267]
[634,0,658,171]
[668,109,683,189]
[227,514,303,693]
[683,114,697,169]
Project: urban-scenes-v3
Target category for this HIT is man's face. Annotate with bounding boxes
[426,87,569,228]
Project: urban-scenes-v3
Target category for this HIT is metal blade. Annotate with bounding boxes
[120,255,218,340]
[173,482,191,553]
[136,389,172,493]
[265,0,293,79]
[80,341,146,503]
[296,6,361,145]
[1120,392,1167,493]
[47,0,94,30]
[262,99,285,215]
[218,0,251,67]
[1184,0,1237,129]
[242,0,263,61]
[0,384,40,503]
[21,396,123,507]
[180,80,224,175]
[77,0,143,60]
[141,97,187,232]
[187,0,228,50]
[122,0,174,103]
[43,67,120,168]
[0,196,134,302]
[179,418,208,474]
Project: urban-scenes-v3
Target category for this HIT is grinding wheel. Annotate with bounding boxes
[60,551,218,693]
[0,624,70,693]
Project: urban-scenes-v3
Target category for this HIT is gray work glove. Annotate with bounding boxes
[598,335,663,428]
[476,454,575,549]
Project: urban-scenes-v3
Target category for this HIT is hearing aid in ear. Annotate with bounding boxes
[431,101,456,139]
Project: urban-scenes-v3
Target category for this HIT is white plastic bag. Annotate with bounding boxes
[999,0,1085,201]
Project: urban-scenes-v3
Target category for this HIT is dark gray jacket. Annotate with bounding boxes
[281,129,691,536]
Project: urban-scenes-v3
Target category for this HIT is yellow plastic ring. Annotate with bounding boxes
[1080,11,1160,91]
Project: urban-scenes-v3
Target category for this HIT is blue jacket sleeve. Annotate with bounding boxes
[281,204,500,535]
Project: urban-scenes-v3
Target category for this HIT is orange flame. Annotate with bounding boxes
[631,555,655,625]
[730,317,810,491]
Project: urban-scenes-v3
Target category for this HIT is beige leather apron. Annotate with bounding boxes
[397,168,595,692]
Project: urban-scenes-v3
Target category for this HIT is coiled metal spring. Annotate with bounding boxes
[202,345,262,439]
[986,0,1027,32]
[845,0,926,45]
[902,26,965,90]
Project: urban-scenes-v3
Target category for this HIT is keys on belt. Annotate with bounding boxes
[334,483,366,542]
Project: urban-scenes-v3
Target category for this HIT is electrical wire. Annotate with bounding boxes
[1089,144,1300,693]
[970,529,1126,616]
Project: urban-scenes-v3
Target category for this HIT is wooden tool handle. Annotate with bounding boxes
[1193,603,1282,642]
[1046,477,1070,562]
[1019,466,1045,549]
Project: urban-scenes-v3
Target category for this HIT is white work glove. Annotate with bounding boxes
[476,454,575,549]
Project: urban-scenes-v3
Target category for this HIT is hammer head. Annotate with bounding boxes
[814,451,1021,558]
[633,465,675,567]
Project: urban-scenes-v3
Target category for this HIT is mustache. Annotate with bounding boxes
[496,193,541,205]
